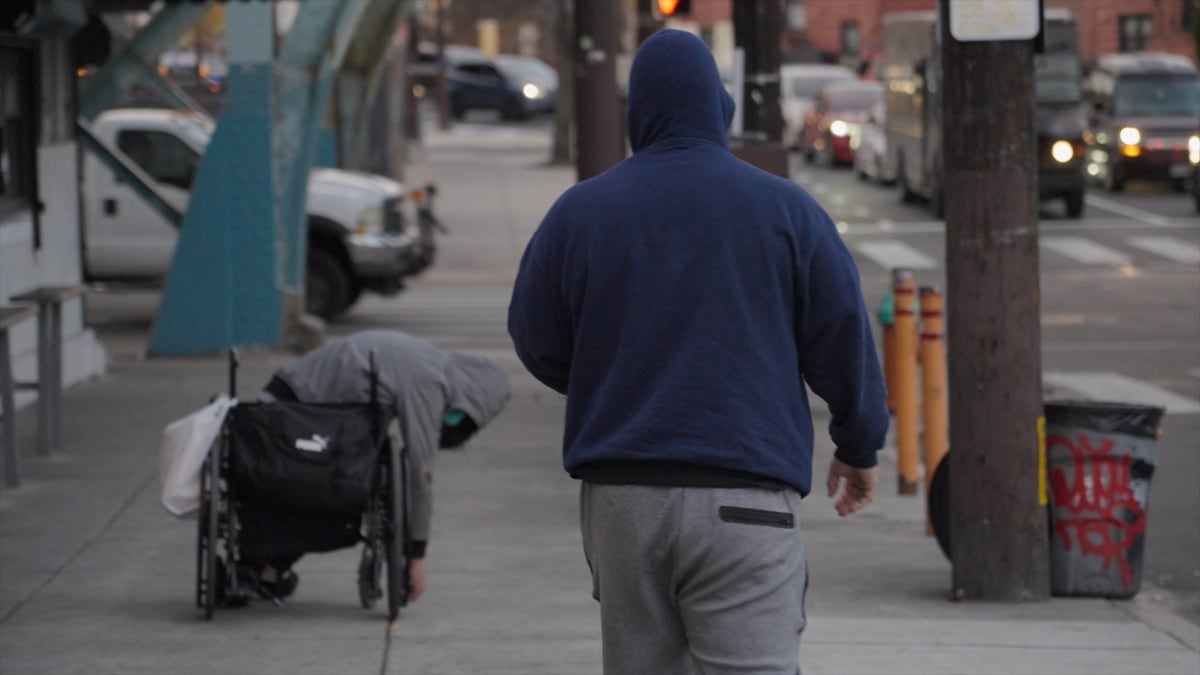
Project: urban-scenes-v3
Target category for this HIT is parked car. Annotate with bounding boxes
[448,53,554,120]
[81,108,438,321]
[799,80,884,166]
[1083,52,1200,192]
[853,99,893,184]
[780,63,857,151]
[492,54,558,113]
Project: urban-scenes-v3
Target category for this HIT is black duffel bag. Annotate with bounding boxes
[228,400,386,518]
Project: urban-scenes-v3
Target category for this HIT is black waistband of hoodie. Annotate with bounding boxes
[264,375,299,402]
[571,460,793,492]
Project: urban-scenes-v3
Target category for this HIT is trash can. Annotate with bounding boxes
[1044,400,1165,598]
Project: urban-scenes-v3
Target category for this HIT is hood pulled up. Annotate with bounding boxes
[626,29,735,153]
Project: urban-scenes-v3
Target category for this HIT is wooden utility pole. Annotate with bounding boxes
[730,0,787,177]
[434,0,450,130]
[732,0,783,143]
[574,0,624,181]
[637,0,663,44]
[549,0,574,166]
[942,1,1050,601]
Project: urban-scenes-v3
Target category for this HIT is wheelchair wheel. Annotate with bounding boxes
[196,446,221,619]
[385,442,409,621]
[357,488,384,609]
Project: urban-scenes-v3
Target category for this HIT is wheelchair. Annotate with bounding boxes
[196,349,410,621]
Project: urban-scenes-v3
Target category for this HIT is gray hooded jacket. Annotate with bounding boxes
[273,330,512,548]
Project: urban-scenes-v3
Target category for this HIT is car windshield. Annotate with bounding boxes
[496,58,554,81]
[827,88,882,111]
[495,59,554,86]
[1112,75,1200,117]
[1034,53,1083,103]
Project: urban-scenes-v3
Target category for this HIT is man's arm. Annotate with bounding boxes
[795,215,889,505]
[509,232,573,394]
[394,383,443,599]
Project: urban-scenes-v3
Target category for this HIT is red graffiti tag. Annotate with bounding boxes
[1048,433,1145,589]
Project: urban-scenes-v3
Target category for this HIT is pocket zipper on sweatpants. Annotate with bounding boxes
[718,505,794,529]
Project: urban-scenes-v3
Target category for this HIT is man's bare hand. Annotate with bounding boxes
[408,557,427,601]
[826,459,877,517]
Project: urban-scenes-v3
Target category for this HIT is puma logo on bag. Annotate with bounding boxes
[294,434,332,453]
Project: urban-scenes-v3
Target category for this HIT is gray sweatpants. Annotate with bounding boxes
[580,483,807,675]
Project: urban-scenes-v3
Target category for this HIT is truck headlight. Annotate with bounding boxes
[1051,140,1074,163]
[355,205,384,235]
[1189,135,1200,165]
[1118,126,1141,146]
[829,120,849,137]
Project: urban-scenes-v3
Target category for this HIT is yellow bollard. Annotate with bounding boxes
[892,269,920,495]
[883,316,897,415]
[919,286,948,533]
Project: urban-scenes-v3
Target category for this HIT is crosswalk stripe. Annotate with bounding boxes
[853,241,939,270]
[1040,236,1131,265]
[1084,193,1170,226]
[1043,371,1200,415]
[1127,236,1200,264]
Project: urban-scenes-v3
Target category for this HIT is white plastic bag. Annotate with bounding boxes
[158,395,237,517]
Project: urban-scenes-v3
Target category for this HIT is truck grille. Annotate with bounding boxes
[384,197,406,234]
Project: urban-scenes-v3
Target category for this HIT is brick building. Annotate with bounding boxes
[785,0,1198,70]
[414,0,1198,74]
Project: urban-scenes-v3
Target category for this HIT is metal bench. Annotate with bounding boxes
[1,304,38,487]
[3,284,87,487]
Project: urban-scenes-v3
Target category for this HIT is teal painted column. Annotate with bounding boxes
[149,3,281,355]
[273,1,370,293]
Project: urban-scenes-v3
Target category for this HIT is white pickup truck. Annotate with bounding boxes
[82,108,437,320]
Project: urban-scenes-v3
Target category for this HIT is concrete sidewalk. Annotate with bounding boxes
[2,120,1198,675]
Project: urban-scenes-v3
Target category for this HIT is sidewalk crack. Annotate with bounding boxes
[0,469,157,625]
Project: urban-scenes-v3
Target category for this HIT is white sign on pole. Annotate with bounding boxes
[949,0,1040,42]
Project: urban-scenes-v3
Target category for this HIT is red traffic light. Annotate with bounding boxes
[657,0,691,17]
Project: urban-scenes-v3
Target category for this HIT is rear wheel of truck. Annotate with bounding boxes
[1064,190,1085,219]
[306,248,351,322]
[1102,162,1125,193]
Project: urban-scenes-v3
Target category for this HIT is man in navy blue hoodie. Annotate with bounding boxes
[509,29,888,674]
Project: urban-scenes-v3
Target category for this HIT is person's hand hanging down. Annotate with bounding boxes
[408,558,427,601]
[826,458,877,517]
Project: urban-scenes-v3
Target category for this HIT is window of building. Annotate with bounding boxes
[786,0,807,31]
[1119,15,1153,52]
[0,36,40,242]
[841,21,861,57]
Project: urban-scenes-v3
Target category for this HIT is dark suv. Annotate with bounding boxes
[1083,52,1200,192]
[449,57,554,121]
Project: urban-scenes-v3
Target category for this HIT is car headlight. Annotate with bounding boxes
[829,120,849,137]
[1051,140,1074,163]
[1188,135,1200,165]
[1118,126,1141,146]
[522,83,541,100]
[355,205,384,235]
